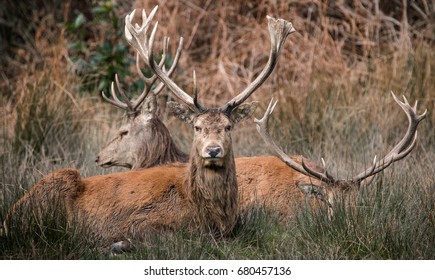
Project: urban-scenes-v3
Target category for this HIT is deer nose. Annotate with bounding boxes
[206,146,222,158]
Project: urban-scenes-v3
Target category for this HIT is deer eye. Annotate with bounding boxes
[194,126,201,133]
[120,130,129,138]
[225,125,232,132]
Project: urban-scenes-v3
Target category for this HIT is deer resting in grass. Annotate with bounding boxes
[3,7,294,244]
[95,8,326,218]
[96,33,188,169]
[97,87,427,216]
[95,13,426,219]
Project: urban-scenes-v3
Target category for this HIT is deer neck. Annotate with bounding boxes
[136,118,189,169]
[186,149,238,236]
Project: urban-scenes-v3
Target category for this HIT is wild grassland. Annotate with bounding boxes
[0,0,434,259]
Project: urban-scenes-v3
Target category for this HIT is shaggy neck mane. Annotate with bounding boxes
[186,149,238,236]
[136,118,189,169]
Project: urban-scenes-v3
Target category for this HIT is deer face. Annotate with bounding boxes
[192,111,233,168]
[96,96,160,169]
[96,116,146,169]
[168,101,258,169]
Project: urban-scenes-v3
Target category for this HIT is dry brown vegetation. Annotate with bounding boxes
[126,1,435,176]
[0,0,434,259]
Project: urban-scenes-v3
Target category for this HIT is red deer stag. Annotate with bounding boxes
[255,92,427,207]
[96,37,187,169]
[123,6,295,234]
[3,7,294,245]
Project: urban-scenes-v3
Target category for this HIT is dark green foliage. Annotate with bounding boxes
[66,1,133,93]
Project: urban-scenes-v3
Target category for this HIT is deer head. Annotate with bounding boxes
[96,35,187,169]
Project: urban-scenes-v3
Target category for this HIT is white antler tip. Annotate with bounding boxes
[272,101,278,112]
[129,9,136,19]
[267,98,278,114]
[422,109,428,117]
[321,158,326,168]
[124,25,132,41]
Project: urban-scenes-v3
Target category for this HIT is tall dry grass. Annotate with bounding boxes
[1,0,434,259]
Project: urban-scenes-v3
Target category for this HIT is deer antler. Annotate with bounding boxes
[124,6,296,114]
[124,8,193,110]
[102,13,182,117]
[255,92,427,189]
[350,92,427,185]
[219,16,296,114]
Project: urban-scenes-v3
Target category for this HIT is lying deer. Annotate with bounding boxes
[3,7,294,245]
[97,83,428,216]
[95,14,426,219]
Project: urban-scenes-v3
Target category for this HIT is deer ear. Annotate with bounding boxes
[167,101,196,123]
[230,101,258,124]
[298,183,327,200]
[141,94,158,118]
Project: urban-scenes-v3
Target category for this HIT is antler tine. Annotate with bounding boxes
[101,75,133,112]
[101,87,127,111]
[125,7,197,111]
[136,37,168,85]
[151,37,184,95]
[129,41,167,110]
[114,74,134,110]
[102,74,151,116]
[124,7,158,62]
[220,16,296,114]
[135,53,157,85]
[192,70,207,112]
[133,49,164,111]
[351,92,427,184]
[130,83,152,112]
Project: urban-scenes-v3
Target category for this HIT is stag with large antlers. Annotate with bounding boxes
[255,92,427,203]
[122,7,295,234]
[4,7,295,246]
[95,8,325,221]
[96,38,187,169]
